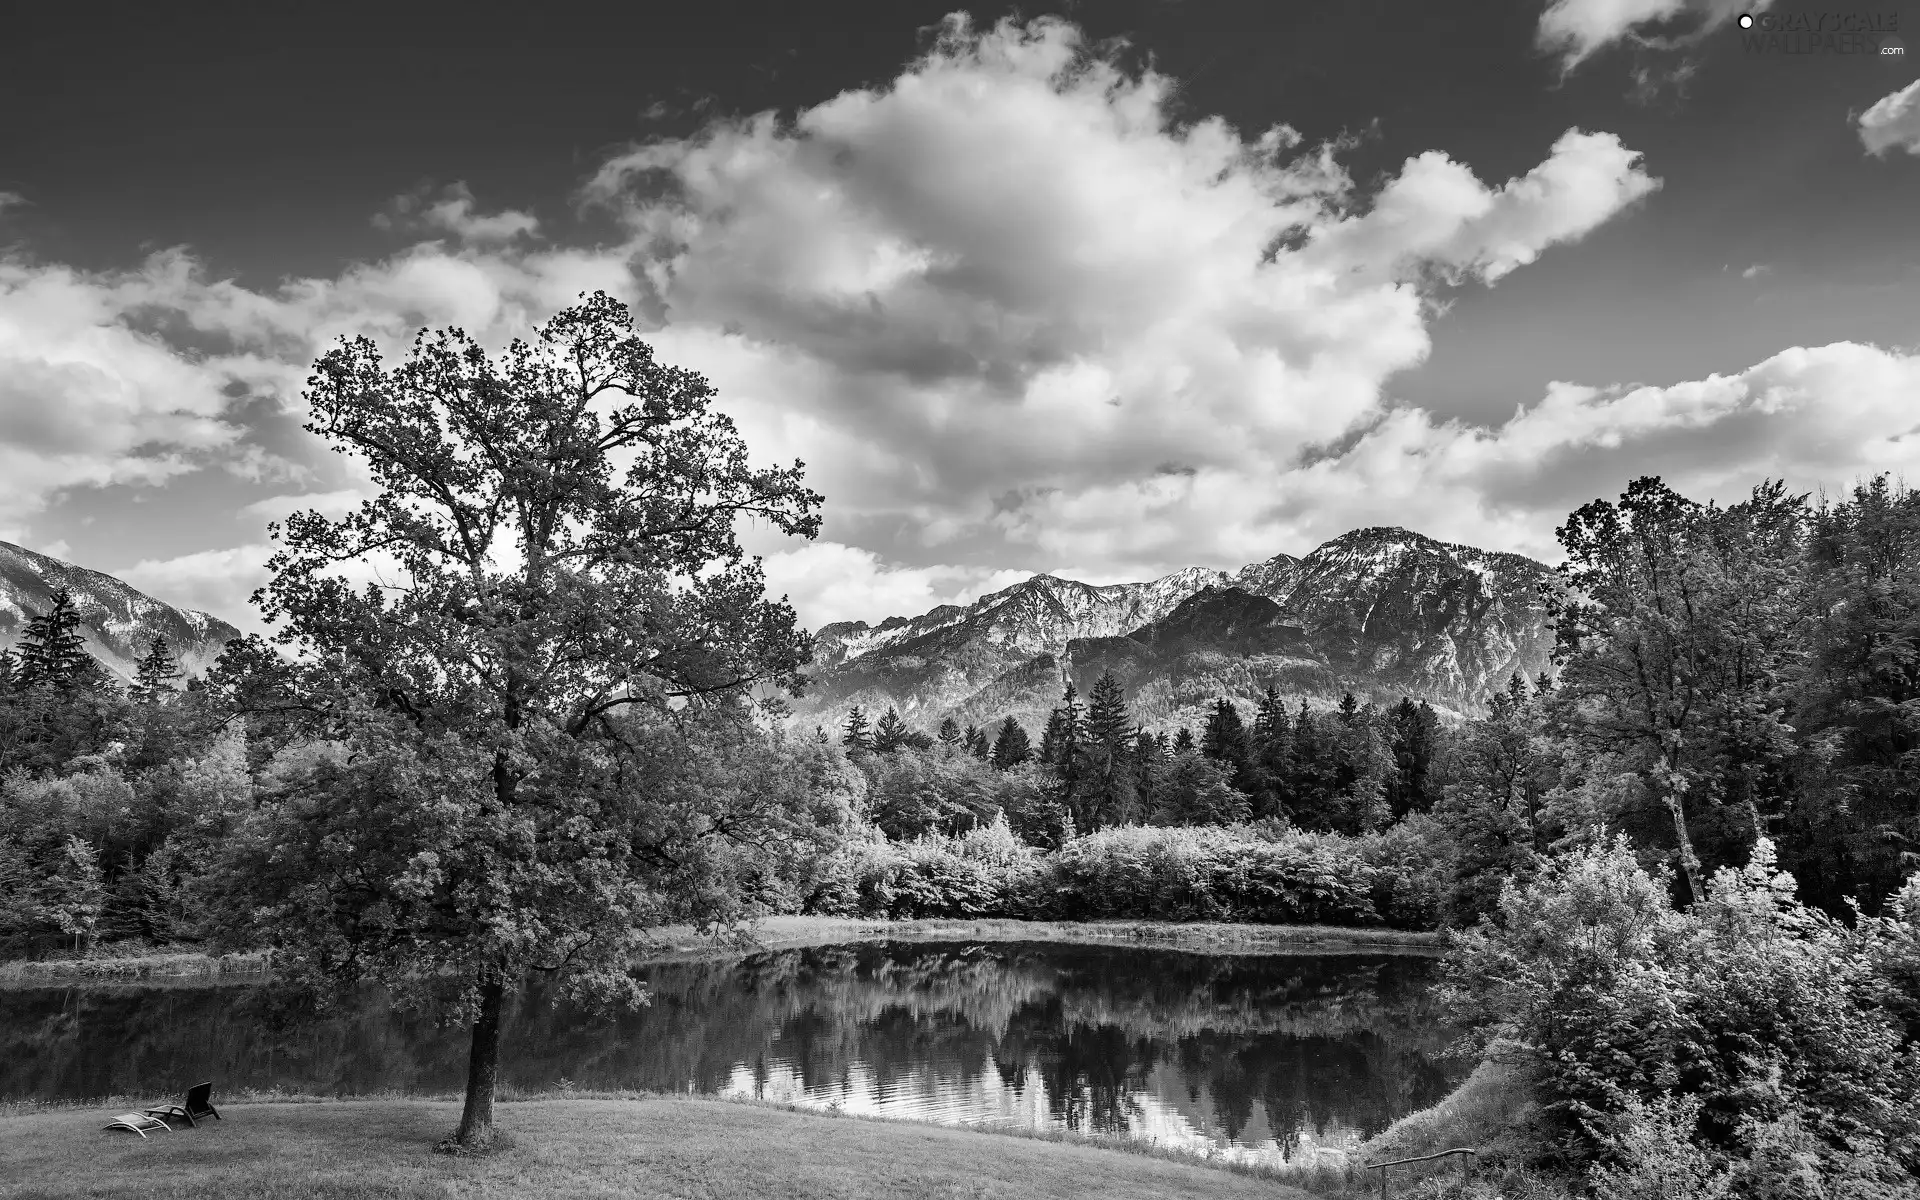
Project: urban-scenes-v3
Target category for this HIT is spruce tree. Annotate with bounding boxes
[842,706,872,755]
[1038,683,1087,828]
[17,589,92,687]
[0,647,17,694]
[1200,698,1250,775]
[1173,726,1195,754]
[132,637,182,705]
[1079,673,1136,829]
[871,706,912,753]
[1387,696,1439,817]
[963,723,989,759]
[1249,685,1292,821]
[937,716,962,748]
[989,717,1031,770]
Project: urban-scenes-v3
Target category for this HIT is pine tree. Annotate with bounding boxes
[1173,726,1195,754]
[17,589,93,687]
[842,706,872,755]
[1200,698,1250,775]
[1337,691,1363,727]
[1079,673,1136,829]
[0,647,17,694]
[1386,696,1439,817]
[872,706,912,753]
[1249,686,1293,820]
[132,637,182,706]
[1038,683,1088,827]
[962,723,988,759]
[937,717,962,749]
[989,717,1032,770]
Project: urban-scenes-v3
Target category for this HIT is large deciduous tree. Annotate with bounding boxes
[211,293,822,1150]
[1551,477,1806,905]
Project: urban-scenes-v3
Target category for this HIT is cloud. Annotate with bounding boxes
[577,16,1656,588]
[1002,341,1920,571]
[0,192,26,215]
[759,541,1028,628]
[0,255,264,538]
[118,543,276,636]
[1300,129,1659,284]
[1740,263,1771,280]
[1537,0,1768,72]
[1858,80,1920,157]
[0,14,1680,630]
[377,182,541,243]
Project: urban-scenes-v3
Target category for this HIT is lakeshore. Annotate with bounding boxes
[0,916,1443,987]
[0,1094,1324,1200]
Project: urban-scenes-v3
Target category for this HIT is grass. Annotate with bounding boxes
[0,1094,1323,1200]
[1346,1054,1547,1194]
[0,916,1441,987]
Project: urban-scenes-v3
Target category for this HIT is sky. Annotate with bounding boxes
[2,0,1917,635]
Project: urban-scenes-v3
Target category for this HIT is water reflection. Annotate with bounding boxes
[0,942,1460,1165]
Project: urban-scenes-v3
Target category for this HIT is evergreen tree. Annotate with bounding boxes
[17,589,92,687]
[132,637,182,706]
[872,706,912,753]
[1038,682,1088,828]
[962,723,989,760]
[1079,673,1136,830]
[0,647,17,694]
[989,717,1032,770]
[842,706,872,755]
[1200,698,1252,792]
[937,717,962,749]
[1386,696,1440,817]
[1173,726,1195,754]
[1248,685,1293,820]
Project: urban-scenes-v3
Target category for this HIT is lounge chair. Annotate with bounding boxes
[103,1112,172,1138]
[143,1081,221,1128]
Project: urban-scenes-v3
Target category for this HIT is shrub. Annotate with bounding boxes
[1032,825,1385,926]
[1444,837,1920,1181]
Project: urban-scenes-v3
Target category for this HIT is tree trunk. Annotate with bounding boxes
[454,978,506,1149]
[1665,793,1706,907]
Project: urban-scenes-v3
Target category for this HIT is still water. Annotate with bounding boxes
[1,941,1461,1167]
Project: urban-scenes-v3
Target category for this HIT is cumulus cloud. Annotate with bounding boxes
[377,182,541,243]
[1537,0,1768,72]
[0,192,26,214]
[118,543,276,636]
[1858,80,1920,157]
[18,12,1842,637]
[0,256,263,537]
[575,15,1658,590]
[759,541,1029,629]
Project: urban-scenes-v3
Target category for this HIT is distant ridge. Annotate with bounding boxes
[790,527,1557,735]
[0,540,243,683]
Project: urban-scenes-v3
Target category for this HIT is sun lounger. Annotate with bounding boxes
[104,1112,172,1138]
[144,1081,221,1128]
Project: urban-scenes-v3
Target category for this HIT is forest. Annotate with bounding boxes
[0,295,1915,1193]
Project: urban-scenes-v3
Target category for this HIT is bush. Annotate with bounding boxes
[1031,825,1386,926]
[802,815,1039,919]
[1444,837,1920,1184]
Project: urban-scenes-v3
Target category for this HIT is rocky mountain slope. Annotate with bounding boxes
[0,540,242,684]
[790,528,1558,737]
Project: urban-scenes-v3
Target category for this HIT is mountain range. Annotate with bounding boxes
[794,527,1560,736]
[0,540,242,684]
[0,526,1558,731]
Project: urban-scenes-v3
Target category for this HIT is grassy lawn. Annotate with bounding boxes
[0,1096,1319,1200]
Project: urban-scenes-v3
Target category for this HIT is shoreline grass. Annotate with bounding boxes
[0,916,1441,988]
[0,1092,1329,1199]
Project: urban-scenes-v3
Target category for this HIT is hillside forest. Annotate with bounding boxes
[0,296,1915,1190]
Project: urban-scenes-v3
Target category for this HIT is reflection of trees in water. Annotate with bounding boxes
[0,943,1460,1149]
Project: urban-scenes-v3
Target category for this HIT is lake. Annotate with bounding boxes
[0,941,1462,1167]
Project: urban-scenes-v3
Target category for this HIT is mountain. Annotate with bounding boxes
[788,527,1557,737]
[0,540,243,683]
